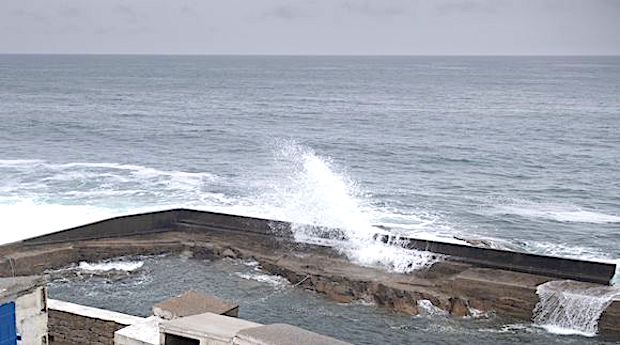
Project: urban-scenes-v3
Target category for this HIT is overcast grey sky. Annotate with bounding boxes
[1,0,619,55]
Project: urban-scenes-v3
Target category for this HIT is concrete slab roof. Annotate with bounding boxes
[153,290,238,319]
[48,299,145,326]
[0,275,45,304]
[160,312,260,342]
[234,324,352,345]
[115,316,161,345]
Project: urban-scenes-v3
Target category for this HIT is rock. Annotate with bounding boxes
[221,249,237,258]
[393,298,419,315]
[449,297,470,317]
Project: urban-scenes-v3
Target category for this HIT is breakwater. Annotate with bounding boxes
[1,208,618,339]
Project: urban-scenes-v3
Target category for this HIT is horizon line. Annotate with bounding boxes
[1,53,619,58]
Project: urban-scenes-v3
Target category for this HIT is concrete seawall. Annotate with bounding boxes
[17,208,616,285]
[1,208,618,339]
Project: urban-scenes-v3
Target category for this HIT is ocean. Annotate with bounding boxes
[1,55,619,343]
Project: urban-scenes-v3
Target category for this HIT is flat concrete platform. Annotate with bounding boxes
[234,323,352,345]
[153,291,239,319]
[115,316,161,345]
[160,312,260,344]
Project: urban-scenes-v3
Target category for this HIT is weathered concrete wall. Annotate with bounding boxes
[15,286,48,345]
[21,209,179,246]
[177,209,292,238]
[48,299,144,345]
[14,208,616,285]
[0,239,186,277]
[600,300,620,340]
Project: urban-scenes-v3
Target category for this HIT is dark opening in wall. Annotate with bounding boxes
[164,333,200,345]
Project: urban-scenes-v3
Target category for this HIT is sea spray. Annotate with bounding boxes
[258,141,440,273]
[532,280,620,336]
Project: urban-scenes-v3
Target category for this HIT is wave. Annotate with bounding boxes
[0,147,451,274]
[234,272,290,287]
[239,141,444,273]
[78,260,144,272]
[0,201,119,244]
[0,159,222,245]
[494,202,620,224]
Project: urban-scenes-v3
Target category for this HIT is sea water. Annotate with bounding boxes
[47,255,614,345]
[1,55,619,342]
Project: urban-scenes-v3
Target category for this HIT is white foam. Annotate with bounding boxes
[0,201,119,245]
[496,203,620,224]
[78,260,144,272]
[247,141,441,273]
[417,299,447,316]
[0,159,44,167]
[234,272,289,287]
[0,158,224,245]
[537,324,595,337]
[532,280,620,337]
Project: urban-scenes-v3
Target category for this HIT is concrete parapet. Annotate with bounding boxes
[234,324,352,345]
[48,299,144,345]
[18,208,617,285]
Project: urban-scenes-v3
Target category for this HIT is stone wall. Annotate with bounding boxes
[48,299,144,345]
[15,286,48,345]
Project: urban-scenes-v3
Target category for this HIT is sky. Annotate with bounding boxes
[1,0,619,55]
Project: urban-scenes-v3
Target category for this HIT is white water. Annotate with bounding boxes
[251,142,442,273]
[496,202,620,224]
[1,145,616,277]
[78,260,144,272]
[533,280,620,337]
[417,299,447,316]
[0,144,444,273]
[234,272,290,287]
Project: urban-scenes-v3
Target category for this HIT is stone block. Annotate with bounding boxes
[160,312,260,345]
[153,291,239,319]
[234,324,352,345]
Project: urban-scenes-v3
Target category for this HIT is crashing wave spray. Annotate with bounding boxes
[256,141,440,273]
[532,280,620,336]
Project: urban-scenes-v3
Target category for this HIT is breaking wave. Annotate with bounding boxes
[234,272,290,287]
[243,141,442,272]
[78,260,145,272]
[495,202,620,224]
[0,146,445,273]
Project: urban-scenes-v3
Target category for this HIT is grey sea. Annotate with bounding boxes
[1,55,619,344]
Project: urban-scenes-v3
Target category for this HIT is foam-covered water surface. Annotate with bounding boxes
[47,256,616,345]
